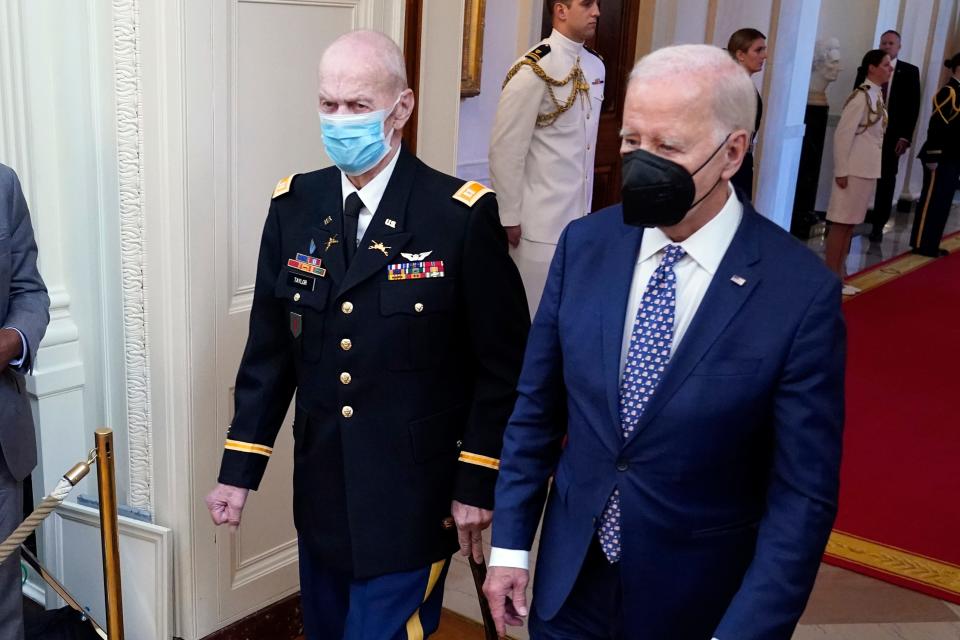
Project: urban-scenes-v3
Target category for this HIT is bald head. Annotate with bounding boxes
[319,30,408,101]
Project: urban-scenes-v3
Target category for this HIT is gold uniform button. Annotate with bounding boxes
[341,301,354,314]
[340,372,352,385]
[414,303,424,313]
[341,406,354,418]
[293,292,301,302]
[340,338,352,351]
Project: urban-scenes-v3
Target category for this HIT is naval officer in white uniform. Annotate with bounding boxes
[489,0,605,315]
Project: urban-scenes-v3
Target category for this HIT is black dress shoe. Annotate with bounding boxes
[911,248,949,257]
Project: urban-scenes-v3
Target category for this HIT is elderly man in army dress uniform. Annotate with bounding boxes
[489,0,605,315]
[205,30,529,639]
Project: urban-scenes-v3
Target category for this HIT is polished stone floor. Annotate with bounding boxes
[438,563,960,639]
[804,198,960,277]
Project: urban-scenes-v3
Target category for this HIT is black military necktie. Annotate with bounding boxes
[343,192,363,266]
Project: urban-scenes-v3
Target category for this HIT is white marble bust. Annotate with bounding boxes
[808,38,842,106]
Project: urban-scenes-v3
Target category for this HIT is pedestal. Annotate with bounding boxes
[792,103,829,238]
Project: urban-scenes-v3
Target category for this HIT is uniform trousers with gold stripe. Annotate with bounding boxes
[910,160,960,256]
[298,539,450,640]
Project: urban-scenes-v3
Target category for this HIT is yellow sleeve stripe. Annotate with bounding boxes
[452,181,495,207]
[224,439,273,457]
[458,451,500,471]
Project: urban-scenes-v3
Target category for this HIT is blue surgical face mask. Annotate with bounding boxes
[319,95,402,176]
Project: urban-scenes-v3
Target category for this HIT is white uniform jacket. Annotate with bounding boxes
[489,29,605,244]
[833,80,886,179]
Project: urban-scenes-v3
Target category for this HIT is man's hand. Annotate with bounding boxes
[483,565,529,637]
[895,138,910,155]
[504,225,521,249]
[205,483,250,529]
[835,176,848,189]
[451,500,492,563]
[0,328,22,369]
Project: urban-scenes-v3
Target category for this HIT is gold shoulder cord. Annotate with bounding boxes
[932,86,960,124]
[503,57,591,127]
[843,87,887,134]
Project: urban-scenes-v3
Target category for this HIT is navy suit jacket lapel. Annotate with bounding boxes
[600,215,644,445]
[627,207,763,442]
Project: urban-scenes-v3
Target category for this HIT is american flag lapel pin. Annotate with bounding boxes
[730,275,747,287]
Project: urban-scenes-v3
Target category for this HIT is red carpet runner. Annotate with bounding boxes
[823,248,960,603]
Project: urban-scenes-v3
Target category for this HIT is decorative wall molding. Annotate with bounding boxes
[113,0,155,513]
[49,502,172,640]
[231,539,299,590]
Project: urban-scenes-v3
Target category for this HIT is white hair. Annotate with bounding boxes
[628,44,758,139]
[321,30,408,94]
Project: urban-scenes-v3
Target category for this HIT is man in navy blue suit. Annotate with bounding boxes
[484,44,846,640]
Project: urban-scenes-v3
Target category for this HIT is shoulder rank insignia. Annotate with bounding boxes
[524,43,551,63]
[453,181,494,207]
[584,44,603,62]
[273,174,296,199]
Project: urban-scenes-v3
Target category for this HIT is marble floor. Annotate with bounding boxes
[436,563,960,639]
[804,197,960,277]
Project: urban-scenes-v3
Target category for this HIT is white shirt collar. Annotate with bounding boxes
[549,28,584,56]
[637,184,744,275]
[340,144,402,213]
[890,57,898,69]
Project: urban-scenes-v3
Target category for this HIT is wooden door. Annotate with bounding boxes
[180,1,406,635]
[542,0,642,210]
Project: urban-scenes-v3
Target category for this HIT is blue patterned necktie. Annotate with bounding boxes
[598,244,686,563]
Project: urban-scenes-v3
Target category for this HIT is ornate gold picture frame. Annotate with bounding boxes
[461,0,486,97]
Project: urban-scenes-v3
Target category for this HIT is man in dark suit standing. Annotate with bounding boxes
[204,30,529,639]
[484,44,846,640]
[0,163,50,640]
[855,30,922,241]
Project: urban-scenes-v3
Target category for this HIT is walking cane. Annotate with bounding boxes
[443,517,498,640]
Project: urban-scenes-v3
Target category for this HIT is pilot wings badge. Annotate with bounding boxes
[401,251,433,262]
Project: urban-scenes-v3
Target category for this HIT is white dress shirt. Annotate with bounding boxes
[339,144,402,245]
[489,186,744,573]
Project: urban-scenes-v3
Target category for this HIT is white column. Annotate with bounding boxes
[755,0,823,230]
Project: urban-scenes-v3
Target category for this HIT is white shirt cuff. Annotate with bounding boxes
[4,327,27,368]
[489,547,529,570]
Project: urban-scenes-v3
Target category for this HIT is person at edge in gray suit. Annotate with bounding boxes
[0,163,50,640]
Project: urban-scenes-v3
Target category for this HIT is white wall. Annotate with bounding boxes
[457,0,522,183]
[652,0,709,49]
